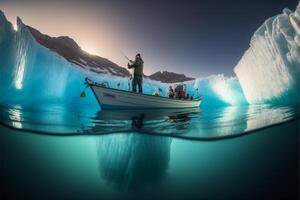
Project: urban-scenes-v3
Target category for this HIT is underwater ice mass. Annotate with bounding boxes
[0,3,299,108]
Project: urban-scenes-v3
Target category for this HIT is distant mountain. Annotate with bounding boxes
[27,26,194,83]
[148,71,194,83]
[27,26,130,77]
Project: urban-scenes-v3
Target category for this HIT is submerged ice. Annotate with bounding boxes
[0,2,299,109]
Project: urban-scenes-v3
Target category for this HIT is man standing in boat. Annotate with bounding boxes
[128,53,144,93]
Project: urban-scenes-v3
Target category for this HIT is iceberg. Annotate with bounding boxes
[234,2,300,105]
[185,75,247,106]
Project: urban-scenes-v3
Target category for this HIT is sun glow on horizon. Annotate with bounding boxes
[81,45,101,56]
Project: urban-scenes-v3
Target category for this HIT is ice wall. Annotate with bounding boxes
[0,13,126,108]
[185,75,247,106]
[0,11,15,100]
[0,13,93,106]
[234,2,300,105]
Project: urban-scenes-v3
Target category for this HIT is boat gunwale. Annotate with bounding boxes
[88,83,201,103]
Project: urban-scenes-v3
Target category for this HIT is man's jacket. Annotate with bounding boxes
[128,57,144,76]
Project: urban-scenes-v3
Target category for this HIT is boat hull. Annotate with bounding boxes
[90,85,201,110]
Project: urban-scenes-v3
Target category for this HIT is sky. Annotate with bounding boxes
[0,0,298,77]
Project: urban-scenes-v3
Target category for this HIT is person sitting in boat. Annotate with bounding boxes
[168,86,174,98]
[127,53,144,93]
[178,90,185,99]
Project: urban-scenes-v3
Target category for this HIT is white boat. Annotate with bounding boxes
[85,78,202,110]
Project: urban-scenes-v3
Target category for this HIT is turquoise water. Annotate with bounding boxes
[0,103,298,139]
[0,103,299,199]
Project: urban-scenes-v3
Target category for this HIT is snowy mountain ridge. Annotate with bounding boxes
[27,24,195,82]
[27,26,131,77]
[147,71,194,83]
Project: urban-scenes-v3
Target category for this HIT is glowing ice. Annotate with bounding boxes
[234,2,300,105]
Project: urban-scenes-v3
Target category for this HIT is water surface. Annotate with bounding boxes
[0,103,298,140]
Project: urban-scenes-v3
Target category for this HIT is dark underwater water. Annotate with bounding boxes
[0,103,299,199]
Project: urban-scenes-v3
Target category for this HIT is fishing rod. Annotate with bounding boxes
[119,50,134,90]
[80,49,134,97]
[120,50,132,63]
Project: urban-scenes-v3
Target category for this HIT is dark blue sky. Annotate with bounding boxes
[107,0,298,77]
[1,0,298,77]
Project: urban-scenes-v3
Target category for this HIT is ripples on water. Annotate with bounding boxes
[0,103,298,140]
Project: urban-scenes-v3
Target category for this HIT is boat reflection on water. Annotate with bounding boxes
[131,114,145,129]
[93,107,201,135]
[96,133,172,191]
[96,107,200,121]
[0,103,298,140]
